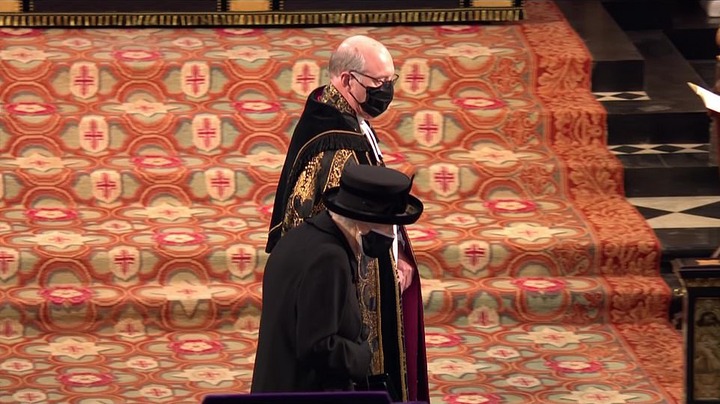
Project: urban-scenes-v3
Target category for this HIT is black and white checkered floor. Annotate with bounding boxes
[609,142,720,257]
[613,144,720,264]
[594,90,651,102]
[611,142,719,228]
[609,143,710,155]
[629,196,720,228]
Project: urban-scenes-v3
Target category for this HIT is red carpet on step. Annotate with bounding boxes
[0,1,682,402]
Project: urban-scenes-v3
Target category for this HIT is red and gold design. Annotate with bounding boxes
[0,1,681,402]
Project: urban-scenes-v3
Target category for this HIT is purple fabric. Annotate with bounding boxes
[401,235,430,402]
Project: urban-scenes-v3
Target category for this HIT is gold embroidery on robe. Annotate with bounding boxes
[282,152,323,235]
[279,141,410,398]
[319,84,354,115]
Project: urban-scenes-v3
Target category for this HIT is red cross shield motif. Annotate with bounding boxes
[226,244,256,279]
[413,110,443,147]
[399,58,430,96]
[0,318,23,341]
[109,246,140,281]
[429,163,460,198]
[0,247,19,282]
[205,168,236,201]
[459,240,490,274]
[69,62,99,99]
[90,169,122,203]
[78,116,109,153]
[192,114,222,152]
[291,60,320,96]
[181,62,210,98]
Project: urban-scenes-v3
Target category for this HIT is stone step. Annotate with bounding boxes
[560,1,711,145]
[666,0,719,119]
[656,227,720,269]
[615,145,720,273]
[601,0,674,30]
[666,0,720,60]
[612,147,720,197]
[556,0,644,92]
[603,30,710,145]
[688,59,716,89]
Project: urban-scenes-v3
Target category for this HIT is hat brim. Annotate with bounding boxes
[322,187,423,225]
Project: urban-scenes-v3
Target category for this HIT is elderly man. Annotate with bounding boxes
[253,165,424,400]
[265,35,429,402]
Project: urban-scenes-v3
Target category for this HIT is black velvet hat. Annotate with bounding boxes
[323,164,423,225]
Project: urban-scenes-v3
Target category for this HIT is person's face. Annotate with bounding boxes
[353,221,396,258]
[356,221,394,237]
[342,52,396,120]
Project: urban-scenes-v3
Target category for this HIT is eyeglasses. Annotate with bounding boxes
[350,70,399,88]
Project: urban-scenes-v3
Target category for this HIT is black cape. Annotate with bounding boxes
[263,86,429,402]
[266,86,375,254]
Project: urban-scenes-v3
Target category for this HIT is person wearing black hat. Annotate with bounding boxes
[251,164,423,400]
[264,35,430,403]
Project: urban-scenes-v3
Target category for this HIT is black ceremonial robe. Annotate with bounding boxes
[264,86,429,402]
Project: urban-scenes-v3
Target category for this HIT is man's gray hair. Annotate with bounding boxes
[328,44,365,78]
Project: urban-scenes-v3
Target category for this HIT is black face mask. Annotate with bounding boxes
[350,76,394,118]
[361,230,395,258]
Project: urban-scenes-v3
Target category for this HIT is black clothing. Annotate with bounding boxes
[266,86,375,254]
[262,85,430,402]
[252,211,372,392]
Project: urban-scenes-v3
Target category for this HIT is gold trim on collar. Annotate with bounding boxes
[319,84,355,116]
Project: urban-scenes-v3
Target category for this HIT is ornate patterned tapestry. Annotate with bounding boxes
[0,0,683,403]
[0,0,524,27]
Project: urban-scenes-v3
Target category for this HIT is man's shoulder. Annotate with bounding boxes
[296,87,358,134]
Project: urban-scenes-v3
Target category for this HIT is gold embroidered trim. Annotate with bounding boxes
[275,139,411,398]
[289,129,364,177]
[281,149,356,238]
[389,252,408,402]
[319,84,355,116]
[0,8,524,27]
[282,152,323,235]
[358,256,384,374]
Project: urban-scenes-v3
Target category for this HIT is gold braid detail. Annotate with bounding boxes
[283,148,390,380]
[282,149,356,235]
[319,84,355,116]
[282,153,323,234]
